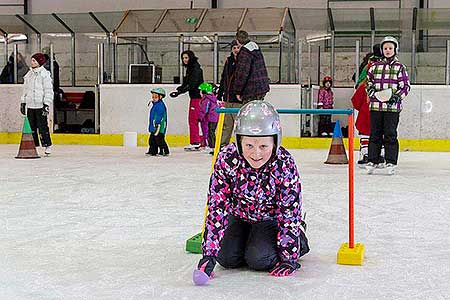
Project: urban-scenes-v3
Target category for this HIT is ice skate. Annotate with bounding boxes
[376,162,385,169]
[44,146,52,156]
[184,143,201,151]
[366,162,375,174]
[202,146,213,153]
[357,155,368,168]
[386,163,396,175]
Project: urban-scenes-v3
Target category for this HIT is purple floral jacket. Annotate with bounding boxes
[202,144,303,264]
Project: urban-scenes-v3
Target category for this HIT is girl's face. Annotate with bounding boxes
[241,136,274,170]
[383,42,396,58]
[231,45,241,57]
[31,58,39,69]
[182,54,190,65]
[324,81,331,88]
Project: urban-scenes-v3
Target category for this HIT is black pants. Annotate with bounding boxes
[217,215,310,271]
[148,133,169,155]
[207,122,217,149]
[318,115,332,136]
[368,111,400,165]
[27,108,52,147]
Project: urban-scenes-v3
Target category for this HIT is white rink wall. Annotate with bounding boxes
[99,84,302,137]
[99,84,450,139]
[2,84,450,139]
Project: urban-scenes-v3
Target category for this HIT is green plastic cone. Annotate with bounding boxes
[22,116,33,134]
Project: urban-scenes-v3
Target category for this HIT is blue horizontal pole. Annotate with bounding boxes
[216,108,353,115]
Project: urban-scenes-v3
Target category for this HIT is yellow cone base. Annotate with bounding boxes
[337,242,365,265]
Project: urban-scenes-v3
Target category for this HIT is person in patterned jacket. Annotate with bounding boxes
[231,31,270,104]
[365,36,410,175]
[317,76,334,136]
[196,101,309,279]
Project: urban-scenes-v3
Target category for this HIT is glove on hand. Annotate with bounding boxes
[169,91,180,98]
[20,103,26,115]
[388,94,401,105]
[197,256,216,277]
[269,261,301,277]
[367,86,376,98]
[42,104,50,117]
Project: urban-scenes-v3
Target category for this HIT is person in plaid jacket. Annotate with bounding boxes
[365,36,410,175]
[231,31,270,104]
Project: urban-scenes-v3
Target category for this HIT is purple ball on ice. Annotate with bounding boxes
[193,269,209,286]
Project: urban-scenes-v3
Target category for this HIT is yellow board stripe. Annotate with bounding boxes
[1,132,449,152]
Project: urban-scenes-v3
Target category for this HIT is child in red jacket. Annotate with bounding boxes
[351,44,383,166]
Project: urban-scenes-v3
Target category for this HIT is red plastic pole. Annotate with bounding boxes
[348,113,355,249]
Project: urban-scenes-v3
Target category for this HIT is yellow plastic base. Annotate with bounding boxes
[337,242,365,265]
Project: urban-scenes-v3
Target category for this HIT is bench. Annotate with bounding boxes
[55,91,95,133]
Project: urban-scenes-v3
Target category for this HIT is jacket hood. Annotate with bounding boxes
[243,41,259,52]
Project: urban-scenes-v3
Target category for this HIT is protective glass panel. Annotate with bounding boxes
[240,8,285,33]
[55,13,106,33]
[283,12,295,36]
[90,12,124,33]
[155,9,204,33]
[183,40,214,83]
[417,8,450,30]
[196,8,243,33]
[414,42,446,84]
[18,14,69,33]
[41,33,72,86]
[374,8,413,32]
[116,36,178,84]
[117,10,164,34]
[0,15,27,34]
[280,37,294,83]
[75,33,108,85]
[290,9,329,39]
[332,9,371,32]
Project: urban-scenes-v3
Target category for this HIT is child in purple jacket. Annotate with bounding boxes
[317,76,334,137]
[198,82,219,154]
[194,101,309,281]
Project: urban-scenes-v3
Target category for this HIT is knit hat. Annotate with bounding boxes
[31,53,46,66]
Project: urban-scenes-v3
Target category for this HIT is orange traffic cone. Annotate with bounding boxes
[324,120,348,164]
[15,116,40,159]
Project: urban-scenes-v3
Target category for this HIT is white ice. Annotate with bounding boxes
[1,144,450,300]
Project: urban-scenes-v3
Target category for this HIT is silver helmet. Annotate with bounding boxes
[234,100,282,155]
[380,36,399,55]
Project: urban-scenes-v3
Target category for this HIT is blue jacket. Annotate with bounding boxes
[149,100,168,134]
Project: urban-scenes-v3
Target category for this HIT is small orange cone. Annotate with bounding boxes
[15,116,40,159]
[324,120,348,164]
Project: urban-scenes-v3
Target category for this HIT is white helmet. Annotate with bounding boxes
[380,36,399,55]
[234,100,282,155]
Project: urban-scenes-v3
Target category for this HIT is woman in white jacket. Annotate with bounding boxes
[20,53,54,154]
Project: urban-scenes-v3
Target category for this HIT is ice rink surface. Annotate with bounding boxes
[1,144,450,300]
